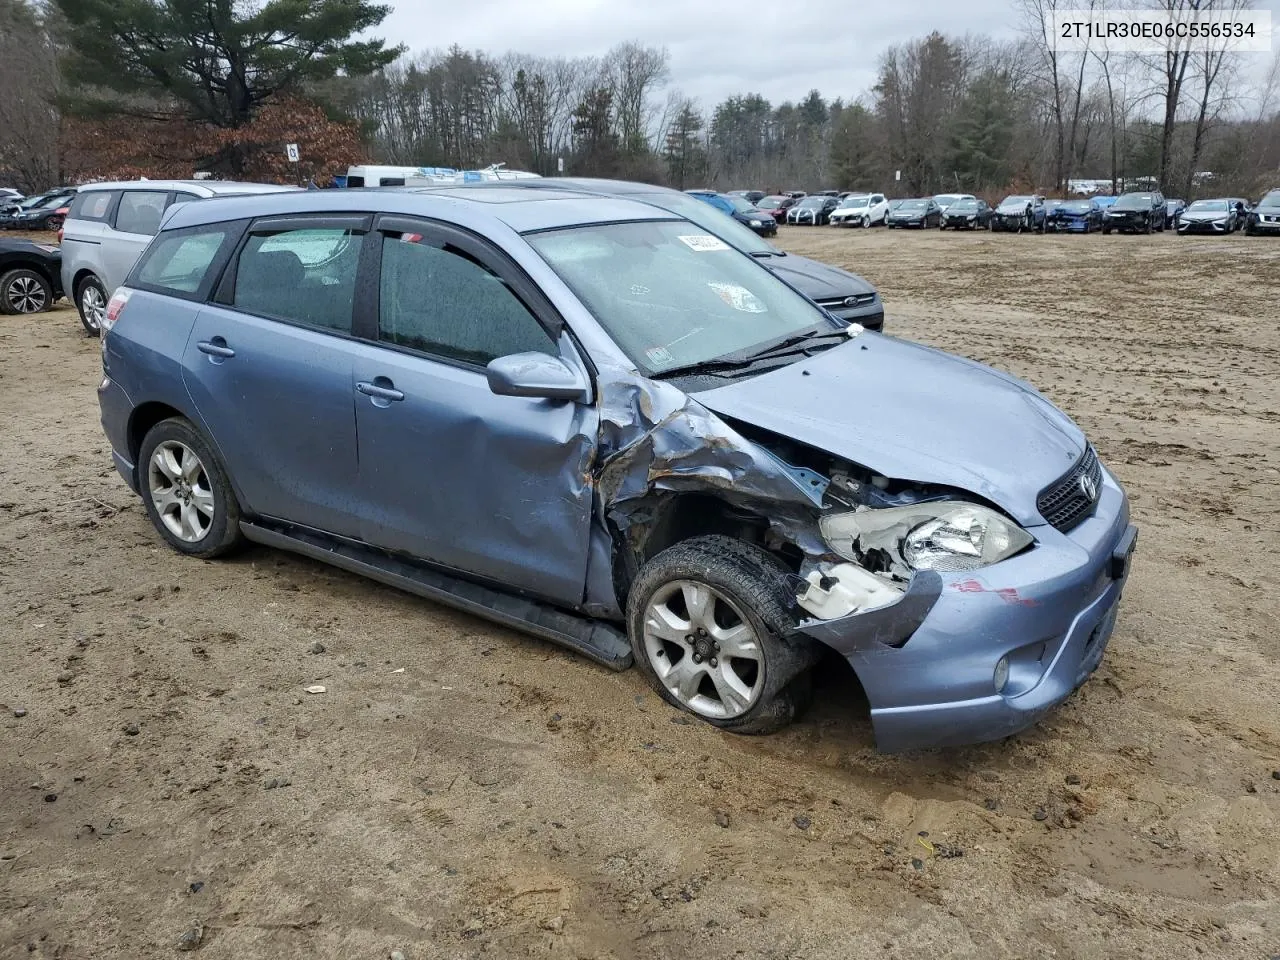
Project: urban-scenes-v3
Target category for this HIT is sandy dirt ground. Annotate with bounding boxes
[2,225,1278,960]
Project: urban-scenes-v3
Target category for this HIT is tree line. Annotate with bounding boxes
[2,0,1279,199]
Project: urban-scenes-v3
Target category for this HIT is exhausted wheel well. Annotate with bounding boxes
[72,269,101,297]
[128,402,185,470]
[611,493,803,610]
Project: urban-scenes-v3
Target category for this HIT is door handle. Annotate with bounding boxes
[356,380,404,402]
[197,339,235,359]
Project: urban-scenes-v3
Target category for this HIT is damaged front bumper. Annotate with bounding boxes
[795,467,1136,752]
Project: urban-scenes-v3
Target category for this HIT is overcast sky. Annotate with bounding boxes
[379,0,1280,108]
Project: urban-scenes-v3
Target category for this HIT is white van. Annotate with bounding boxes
[60,179,297,335]
[344,163,541,187]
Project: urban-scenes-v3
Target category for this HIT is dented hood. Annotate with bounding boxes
[692,335,1086,526]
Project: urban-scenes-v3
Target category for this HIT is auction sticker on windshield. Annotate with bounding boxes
[678,234,730,252]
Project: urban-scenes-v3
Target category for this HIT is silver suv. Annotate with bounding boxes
[61,180,296,335]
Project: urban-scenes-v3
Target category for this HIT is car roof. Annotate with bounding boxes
[77,180,299,197]
[160,185,683,235]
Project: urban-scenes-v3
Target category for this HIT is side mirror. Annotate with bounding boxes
[487,352,589,402]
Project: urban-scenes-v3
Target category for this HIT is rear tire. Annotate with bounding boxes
[138,417,244,559]
[75,275,107,337]
[627,536,815,734]
[0,267,52,315]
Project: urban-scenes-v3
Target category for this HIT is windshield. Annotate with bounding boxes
[725,195,758,214]
[934,195,967,205]
[639,191,778,255]
[899,200,927,211]
[949,199,979,211]
[1186,200,1228,211]
[526,220,831,375]
[1257,190,1280,207]
[1113,194,1152,210]
[798,197,826,209]
[20,194,62,210]
[756,196,783,209]
[838,196,869,208]
[1063,201,1093,212]
[998,196,1031,209]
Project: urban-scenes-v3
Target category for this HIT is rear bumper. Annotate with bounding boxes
[797,466,1136,752]
[98,374,139,494]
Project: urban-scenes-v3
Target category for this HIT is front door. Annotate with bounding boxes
[181,216,370,538]
[350,218,598,606]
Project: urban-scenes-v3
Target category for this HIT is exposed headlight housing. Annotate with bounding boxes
[819,502,1034,574]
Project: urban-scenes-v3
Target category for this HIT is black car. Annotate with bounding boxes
[1102,191,1166,234]
[887,198,942,229]
[939,198,992,230]
[1245,189,1280,235]
[0,188,77,231]
[786,195,839,225]
[0,237,63,314]
[729,189,766,205]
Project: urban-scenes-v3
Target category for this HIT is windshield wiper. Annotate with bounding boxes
[649,328,850,380]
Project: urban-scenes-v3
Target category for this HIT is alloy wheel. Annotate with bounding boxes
[5,275,47,313]
[641,580,763,719]
[80,284,106,331]
[147,440,215,542]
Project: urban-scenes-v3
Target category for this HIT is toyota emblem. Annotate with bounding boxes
[1079,471,1098,502]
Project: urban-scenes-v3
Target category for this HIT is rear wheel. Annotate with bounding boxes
[75,275,107,337]
[0,268,52,315]
[628,536,814,734]
[138,418,244,559]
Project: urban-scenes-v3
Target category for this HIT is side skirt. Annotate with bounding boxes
[240,521,634,671]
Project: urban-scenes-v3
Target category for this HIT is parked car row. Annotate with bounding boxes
[1,188,77,231]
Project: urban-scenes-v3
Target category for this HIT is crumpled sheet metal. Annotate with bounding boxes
[579,376,832,618]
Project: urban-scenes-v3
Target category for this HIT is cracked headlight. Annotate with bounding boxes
[820,502,1034,573]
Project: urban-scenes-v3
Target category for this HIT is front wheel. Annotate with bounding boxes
[628,536,815,734]
[76,275,108,337]
[0,268,53,315]
[138,417,244,559]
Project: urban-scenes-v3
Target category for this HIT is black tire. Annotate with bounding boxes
[627,535,816,735]
[75,274,107,337]
[1102,226,1111,235]
[137,417,244,559]
[0,267,53,315]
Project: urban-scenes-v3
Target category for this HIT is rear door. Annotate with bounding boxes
[102,189,172,290]
[181,214,370,538]
[347,217,598,605]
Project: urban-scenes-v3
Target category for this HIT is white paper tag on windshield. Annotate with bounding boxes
[678,234,730,252]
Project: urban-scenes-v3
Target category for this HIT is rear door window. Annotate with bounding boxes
[114,191,171,235]
[132,228,230,295]
[68,191,118,222]
[233,226,364,333]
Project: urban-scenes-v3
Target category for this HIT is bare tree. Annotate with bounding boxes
[0,0,60,191]
[603,42,670,153]
[1182,0,1252,194]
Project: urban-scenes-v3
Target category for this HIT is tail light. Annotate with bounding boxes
[102,288,132,334]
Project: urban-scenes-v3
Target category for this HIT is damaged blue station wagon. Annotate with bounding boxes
[96,186,1137,752]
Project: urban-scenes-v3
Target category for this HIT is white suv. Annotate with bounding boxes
[61,180,296,335]
[829,193,888,227]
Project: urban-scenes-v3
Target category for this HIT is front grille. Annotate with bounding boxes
[1037,446,1102,531]
[817,294,876,310]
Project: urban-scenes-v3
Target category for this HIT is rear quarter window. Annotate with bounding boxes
[132,228,230,296]
[68,191,117,222]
